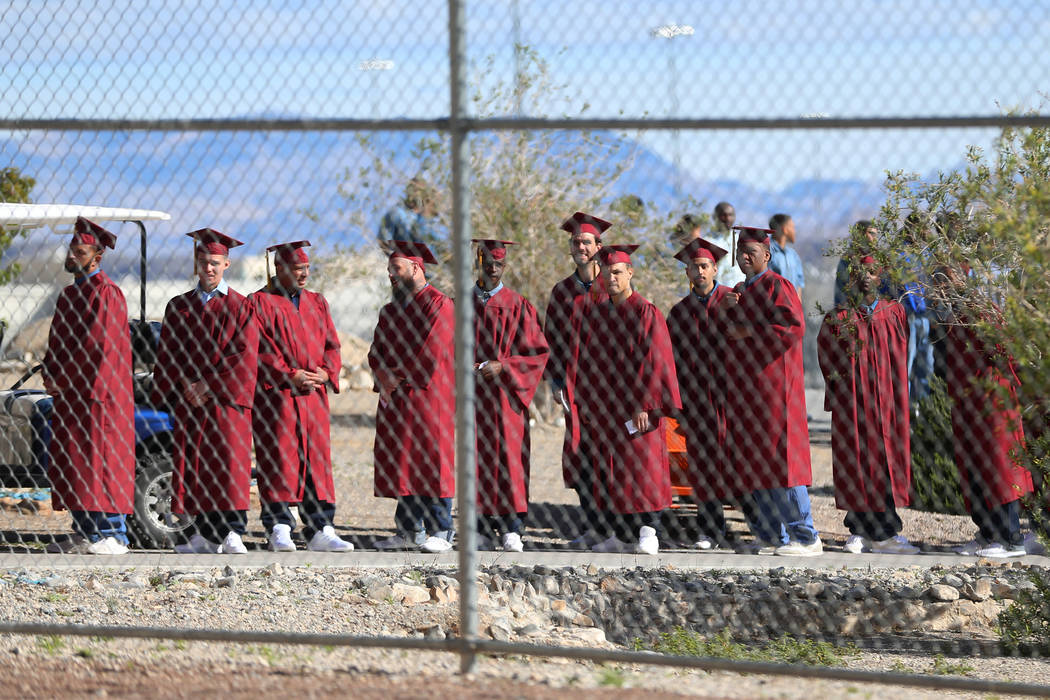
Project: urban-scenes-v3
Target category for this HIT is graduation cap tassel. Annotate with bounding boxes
[265,250,273,292]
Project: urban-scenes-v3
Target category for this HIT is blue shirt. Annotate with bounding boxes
[692,280,719,305]
[196,278,229,305]
[378,204,442,244]
[74,269,101,285]
[474,281,503,303]
[769,239,805,290]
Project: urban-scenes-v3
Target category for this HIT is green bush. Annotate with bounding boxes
[998,571,1050,654]
[638,628,858,667]
[910,375,968,515]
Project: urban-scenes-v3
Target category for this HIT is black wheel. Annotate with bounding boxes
[128,451,192,549]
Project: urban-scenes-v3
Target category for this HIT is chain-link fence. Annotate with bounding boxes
[2,0,1050,695]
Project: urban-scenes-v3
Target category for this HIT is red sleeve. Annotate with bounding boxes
[319,295,342,393]
[251,294,297,390]
[151,298,183,405]
[497,297,550,410]
[638,302,682,415]
[543,285,569,386]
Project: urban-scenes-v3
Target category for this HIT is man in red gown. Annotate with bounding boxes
[543,211,610,548]
[43,217,135,555]
[471,239,549,552]
[369,240,456,553]
[666,237,735,550]
[722,226,820,556]
[944,281,1033,558]
[818,255,918,554]
[250,240,352,553]
[153,229,258,554]
[576,244,681,555]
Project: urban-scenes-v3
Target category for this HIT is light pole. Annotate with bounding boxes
[651,24,694,200]
[358,59,395,119]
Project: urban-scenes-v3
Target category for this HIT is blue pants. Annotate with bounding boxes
[907,312,934,405]
[71,511,128,545]
[394,496,453,543]
[741,486,818,546]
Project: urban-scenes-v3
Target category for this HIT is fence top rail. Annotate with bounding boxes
[2,115,1050,133]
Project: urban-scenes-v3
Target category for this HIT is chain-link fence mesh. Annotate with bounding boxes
[2,0,1050,694]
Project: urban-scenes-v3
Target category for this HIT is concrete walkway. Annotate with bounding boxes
[5,549,1047,570]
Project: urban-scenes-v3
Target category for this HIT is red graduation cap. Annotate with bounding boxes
[471,238,515,260]
[69,216,117,250]
[560,212,612,239]
[597,244,640,266]
[674,237,728,264]
[386,239,438,267]
[187,228,244,256]
[733,225,774,247]
[267,240,311,265]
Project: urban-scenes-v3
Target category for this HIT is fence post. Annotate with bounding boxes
[448,0,479,676]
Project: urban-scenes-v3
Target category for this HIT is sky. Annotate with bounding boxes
[0,0,1047,255]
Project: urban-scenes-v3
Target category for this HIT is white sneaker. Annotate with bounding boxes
[268,524,296,552]
[307,526,354,552]
[219,532,248,554]
[775,539,824,557]
[420,534,454,553]
[46,535,88,554]
[174,534,220,554]
[1024,532,1047,556]
[693,535,715,551]
[975,541,1026,559]
[953,539,983,556]
[843,535,868,554]
[591,535,629,553]
[870,535,920,555]
[568,529,601,549]
[86,537,129,555]
[501,532,524,553]
[742,539,780,555]
[636,526,659,555]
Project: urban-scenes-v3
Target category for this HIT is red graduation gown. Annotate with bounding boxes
[946,323,1033,508]
[666,283,738,501]
[543,273,608,488]
[249,286,341,504]
[152,289,258,514]
[368,285,455,498]
[723,270,812,491]
[576,292,681,514]
[474,287,549,515]
[43,271,135,514]
[817,300,911,511]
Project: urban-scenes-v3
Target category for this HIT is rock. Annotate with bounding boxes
[940,574,964,588]
[992,583,1016,599]
[391,583,431,605]
[262,563,283,577]
[550,599,568,612]
[215,576,236,588]
[572,613,595,627]
[363,580,393,602]
[927,584,960,602]
[418,623,445,640]
[83,576,103,592]
[961,578,992,602]
[515,623,544,638]
[561,627,606,645]
[803,581,824,599]
[488,619,513,641]
[430,585,457,604]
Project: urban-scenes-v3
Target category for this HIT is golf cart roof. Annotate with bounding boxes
[0,203,171,228]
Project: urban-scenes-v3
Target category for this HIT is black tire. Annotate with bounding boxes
[128,451,192,549]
